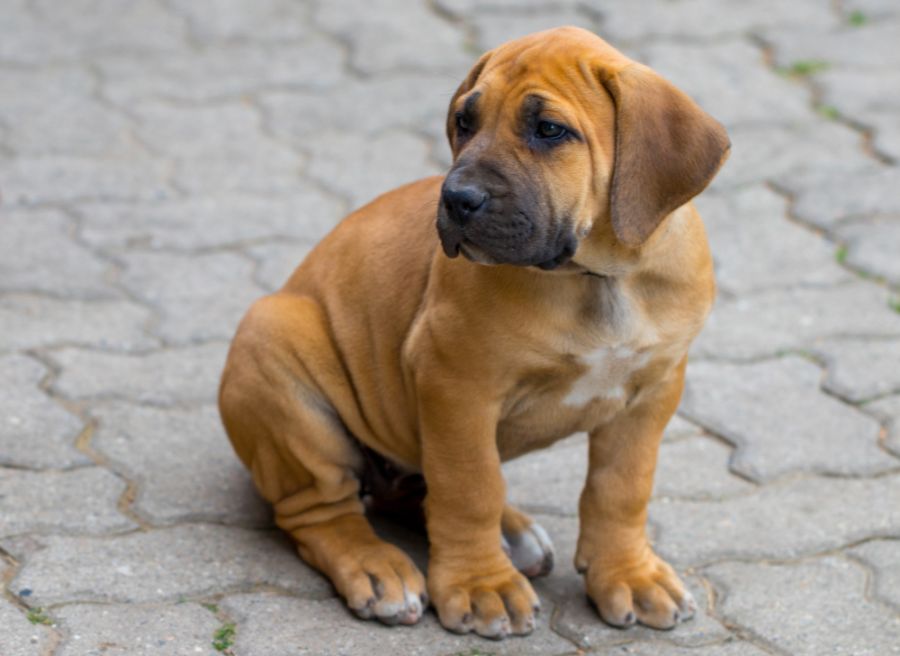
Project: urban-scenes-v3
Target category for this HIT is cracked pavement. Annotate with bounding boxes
[1,0,900,654]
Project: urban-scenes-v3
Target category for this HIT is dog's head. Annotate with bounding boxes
[437,27,730,271]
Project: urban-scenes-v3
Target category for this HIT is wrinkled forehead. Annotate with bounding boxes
[455,28,629,118]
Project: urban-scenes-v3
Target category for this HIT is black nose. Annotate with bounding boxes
[442,183,488,225]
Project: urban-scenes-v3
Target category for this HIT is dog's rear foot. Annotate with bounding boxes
[332,541,428,625]
[501,505,555,578]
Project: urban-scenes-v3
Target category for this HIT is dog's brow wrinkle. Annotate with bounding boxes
[463,91,481,117]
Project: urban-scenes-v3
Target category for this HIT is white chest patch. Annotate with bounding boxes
[562,345,650,408]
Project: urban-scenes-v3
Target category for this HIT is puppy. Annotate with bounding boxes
[219,26,729,639]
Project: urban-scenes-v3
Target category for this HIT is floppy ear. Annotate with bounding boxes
[598,64,730,247]
[446,51,493,144]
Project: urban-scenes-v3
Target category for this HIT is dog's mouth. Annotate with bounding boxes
[439,226,576,271]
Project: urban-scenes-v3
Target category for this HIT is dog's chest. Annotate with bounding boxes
[562,344,650,407]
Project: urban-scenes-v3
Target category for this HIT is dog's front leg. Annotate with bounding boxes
[576,359,696,630]
[418,384,540,639]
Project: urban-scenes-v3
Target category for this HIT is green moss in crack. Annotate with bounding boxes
[26,607,52,625]
[212,622,236,652]
[779,60,830,77]
[848,10,867,26]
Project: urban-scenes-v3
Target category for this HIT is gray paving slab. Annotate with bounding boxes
[866,394,900,456]
[74,191,342,252]
[0,468,134,538]
[0,594,56,656]
[692,283,900,360]
[0,295,157,353]
[813,337,900,402]
[6,524,331,606]
[49,343,228,406]
[0,210,115,299]
[837,216,900,285]
[54,602,220,656]
[651,474,900,566]
[221,592,574,656]
[89,403,270,526]
[0,354,89,470]
[695,187,851,295]
[706,558,900,656]
[119,251,265,345]
[848,539,900,611]
[681,357,893,481]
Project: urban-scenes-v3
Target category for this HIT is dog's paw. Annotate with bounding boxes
[583,550,695,630]
[331,542,427,626]
[502,521,555,578]
[429,560,540,639]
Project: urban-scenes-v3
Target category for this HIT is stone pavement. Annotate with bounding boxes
[1,0,899,654]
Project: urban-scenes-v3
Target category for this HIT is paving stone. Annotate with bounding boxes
[650,474,900,566]
[437,0,580,11]
[785,167,900,229]
[168,0,313,44]
[527,515,730,650]
[246,241,314,291]
[504,418,727,514]
[304,129,442,209]
[639,40,811,127]
[471,8,598,51]
[692,283,900,360]
[0,154,173,207]
[89,403,269,526]
[221,592,574,655]
[653,436,754,500]
[0,295,156,352]
[0,354,88,470]
[682,357,892,481]
[710,120,872,190]
[602,0,836,41]
[0,67,132,157]
[837,216,900,285]
[603,642,769,656]
[7,524,331,606]
[133,102,305,196]
[0,0,79,65]
[261,72,453,146]
[315,0,470,75]
[76,191,341,252]
[49,343,227,406]
[119,251,264,344]
[848,539,900,611]
[695,188,850,295]
[705,558,900,656]
[768,21,900,70]
[99,38,346,105]
[0,468,134,537]
[811,337,900,402]
[816,68,900,118]
[0,210,114,299]
[0,594,55,656]
[867,111,900,161]
[865,394,900,457]
[31,0,189,58]
[55,602,220,656]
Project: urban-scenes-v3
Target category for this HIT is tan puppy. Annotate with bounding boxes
[220,27,729,639]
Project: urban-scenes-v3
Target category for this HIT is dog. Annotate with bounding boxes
[219,26,729,639]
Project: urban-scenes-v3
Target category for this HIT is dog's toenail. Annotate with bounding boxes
[624,611,635,625]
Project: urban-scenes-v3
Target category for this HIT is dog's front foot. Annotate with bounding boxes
[582,549,696,630]
[429,558,540,639]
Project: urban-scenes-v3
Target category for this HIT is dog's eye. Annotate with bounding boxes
[536,121,566,140]
[455,112,471,132]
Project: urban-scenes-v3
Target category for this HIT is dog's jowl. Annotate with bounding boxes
[219,27,729,639]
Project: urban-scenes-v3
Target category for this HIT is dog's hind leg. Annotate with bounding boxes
[501,504,555,578]
[219,293,426,626]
